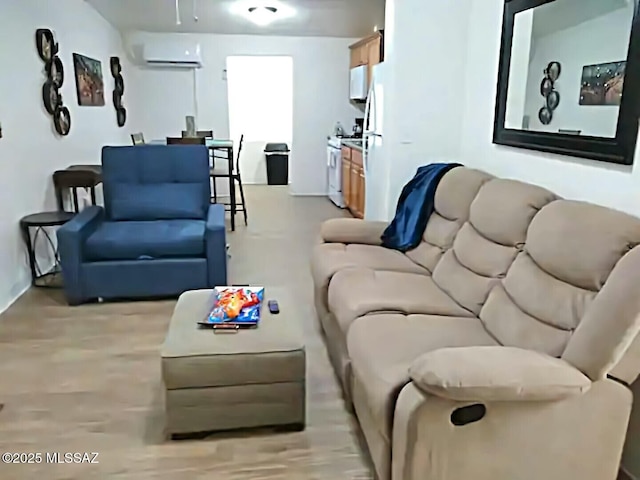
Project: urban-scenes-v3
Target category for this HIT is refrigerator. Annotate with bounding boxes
[363,63,391,222]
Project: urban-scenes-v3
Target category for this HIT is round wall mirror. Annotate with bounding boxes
[546,61,562,81]
[54,106,71,136]
[42,81,60,114]
[538,107,553,125]
[46,56,64,87]
[116,107,127,127]
[546,91,560,110]
[540,77,554,96]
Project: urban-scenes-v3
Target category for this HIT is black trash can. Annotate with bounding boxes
[264,143,290,185]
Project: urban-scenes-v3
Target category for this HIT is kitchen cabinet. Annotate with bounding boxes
[341,147,352,208]
[366,34,383,88]
[357,167,366,218]
[349,31,384,90]
[341,146,365,219]
[349,44,368,68]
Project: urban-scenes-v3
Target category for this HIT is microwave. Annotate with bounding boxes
[350,65,368,101]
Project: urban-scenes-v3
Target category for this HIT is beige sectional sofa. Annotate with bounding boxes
[310,167,640,480]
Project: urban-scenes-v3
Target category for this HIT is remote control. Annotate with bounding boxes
[268,300,280,314]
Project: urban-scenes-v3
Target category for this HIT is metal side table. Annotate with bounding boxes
[19,211,76,288]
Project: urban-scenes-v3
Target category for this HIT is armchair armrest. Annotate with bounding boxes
[409,346,591,402]
[205,204,227,287]
[57,206,105,304]
[320,218,387,245]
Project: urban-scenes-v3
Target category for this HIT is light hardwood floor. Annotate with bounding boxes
[0,187,372,479]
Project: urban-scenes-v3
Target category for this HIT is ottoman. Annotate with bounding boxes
[161,289,306,436]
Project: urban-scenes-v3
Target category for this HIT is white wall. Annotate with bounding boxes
[123,32,362,195]
[521,5,633,136]
[227,56,293,184]
[460,0,640,217]
[383,0,472,219]
[0,0,131,312]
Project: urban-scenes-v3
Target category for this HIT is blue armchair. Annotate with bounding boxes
[58,145,228,305]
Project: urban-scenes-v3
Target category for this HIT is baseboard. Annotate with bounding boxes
[0,258,54,317]
[0,281,30,317]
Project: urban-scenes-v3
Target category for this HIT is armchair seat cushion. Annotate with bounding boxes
[347,314,498,443]
[85,220,205,261]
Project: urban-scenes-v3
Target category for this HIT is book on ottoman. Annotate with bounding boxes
[198,286,265,329]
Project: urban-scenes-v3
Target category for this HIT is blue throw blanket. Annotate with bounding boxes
[382,163,462,252]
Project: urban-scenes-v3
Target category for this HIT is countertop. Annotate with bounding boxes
[341,139,363,152]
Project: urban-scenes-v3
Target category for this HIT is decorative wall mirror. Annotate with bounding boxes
[493,0,640,165]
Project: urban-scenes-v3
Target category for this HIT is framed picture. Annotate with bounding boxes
[580,61,626,106]
[73,53,105,106]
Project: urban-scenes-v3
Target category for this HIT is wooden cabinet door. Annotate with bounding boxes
[366,35,382,89]
[351,148,363,168]
[366,40,377,89]
[368,35,382,65]
[350,45,366,68]
[349,47,359,68]
[348,149,364,217]
[342,159,351,209]
[351,165,362,218]
[358,167,366,218]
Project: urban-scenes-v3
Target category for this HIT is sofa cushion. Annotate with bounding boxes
[109,183,208,221]
[85,220,205,261]
[405,168,493,272]
[328,269,473,335]
[432,179,557,314]
[320,218,387,245]
[310,243,428,303]
[526,200,640,291]
[347,314,498,443]
[479,200,640,362]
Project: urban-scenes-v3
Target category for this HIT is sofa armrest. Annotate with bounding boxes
[320,218,387,245]
[205,204,227,287]
[409,346,591,402]
[57,206,105,304]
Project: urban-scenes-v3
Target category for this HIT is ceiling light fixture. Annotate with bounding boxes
[247,6,278,26]
[229,1,296,26]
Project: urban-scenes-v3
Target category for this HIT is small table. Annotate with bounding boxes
[161,289,306,437]
[19,211,76,287]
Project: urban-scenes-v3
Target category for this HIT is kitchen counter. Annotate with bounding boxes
[341,139,363,151]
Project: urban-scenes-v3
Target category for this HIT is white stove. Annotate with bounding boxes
[327,136,346,208]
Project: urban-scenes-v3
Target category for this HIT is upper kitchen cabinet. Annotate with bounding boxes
[349,31,384,82]
[349,42,368,68]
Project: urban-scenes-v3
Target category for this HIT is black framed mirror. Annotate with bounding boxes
[493,0,640,165]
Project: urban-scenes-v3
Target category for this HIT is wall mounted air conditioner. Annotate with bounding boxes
[142,41,202,68]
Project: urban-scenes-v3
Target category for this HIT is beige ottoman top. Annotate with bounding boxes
[161,289,305,390]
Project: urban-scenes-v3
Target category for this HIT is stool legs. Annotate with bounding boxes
[237,176,248,226]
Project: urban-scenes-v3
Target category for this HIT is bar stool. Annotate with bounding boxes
[210,135,248,226]
[53,166,102,213]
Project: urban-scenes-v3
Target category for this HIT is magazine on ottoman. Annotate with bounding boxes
[198,286,265,330]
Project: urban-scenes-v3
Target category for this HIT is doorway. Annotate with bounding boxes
[226,56,293,185]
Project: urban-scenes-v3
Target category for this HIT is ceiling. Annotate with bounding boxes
[86,0,386,38]
[531,0,631,39]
